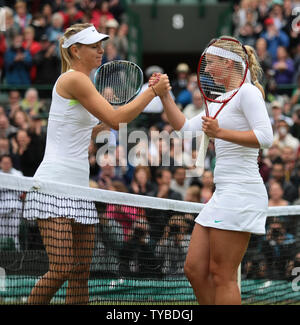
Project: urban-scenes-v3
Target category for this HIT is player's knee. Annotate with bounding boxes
[209,262,235,287]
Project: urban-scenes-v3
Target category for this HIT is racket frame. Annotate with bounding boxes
[94,60,144,106]
[195,37,249,170]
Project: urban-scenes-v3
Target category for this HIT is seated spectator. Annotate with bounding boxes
[33,34,61,92]
[4,33,32,85]
[147,167,182,201]
[269,100,293,128]
[46,12,64,56]
[11,110,30,131]
[129,165,154,196]
[114,144,134,186]
[91,200,124,276]
[20,88,46,117]
[183,89,205,119]
[113,22,128,60]
[59,0,84,30]
[119,216,160,278]
[0,113,18,138]
[273,119,299,151]
[255,37,273,83]
[22,26,42,82]
[4,90,21,119]
[171,63,190,99]
[96,152,126,190]
[268,181,289,206]
[266,161,298,203]
[170,166,190,198]
[261,218,296,279]
[91,0,114,32]
[11,129,44,177]
[272,46,295,85]
[184,185,201,203]
[3,6,20,48]
[176,73,198,109]
[281,145,297,181]
[101,40,121,64]
[290,75,300,108]
[30,13,48,42]
[13,0,32,33]
[260,17,289,62]
[238,21,257,48]
[155,214,189,277]
[0,154,23,176]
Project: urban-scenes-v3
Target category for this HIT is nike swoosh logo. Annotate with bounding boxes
[214,220,223,223]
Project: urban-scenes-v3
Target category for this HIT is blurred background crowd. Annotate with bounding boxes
[0,0,300,280]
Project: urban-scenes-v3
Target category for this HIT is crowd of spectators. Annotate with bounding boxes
[1,0,300,281]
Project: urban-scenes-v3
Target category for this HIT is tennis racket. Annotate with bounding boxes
[195,37,249,173]
[94,60,144,105]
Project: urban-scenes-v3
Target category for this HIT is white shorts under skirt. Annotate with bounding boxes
[23,191,99,225]
[195,182,268,235]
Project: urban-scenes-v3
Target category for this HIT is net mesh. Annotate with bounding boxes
[1,174,300,305]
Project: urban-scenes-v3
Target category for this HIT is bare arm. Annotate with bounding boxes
[58,71,170,130]
[160,92,186,130]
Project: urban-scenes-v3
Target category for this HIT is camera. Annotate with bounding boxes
[169,224,180,235]
[271,228,283,240]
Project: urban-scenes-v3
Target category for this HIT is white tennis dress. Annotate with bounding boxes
[179,83,273,234]
[25,70,100,224]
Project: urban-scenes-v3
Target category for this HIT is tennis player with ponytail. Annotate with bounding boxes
[150,36,273,305]
[27,23,170,305]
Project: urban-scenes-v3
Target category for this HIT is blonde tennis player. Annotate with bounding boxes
[26,23,170,305]
[150,37,273,305]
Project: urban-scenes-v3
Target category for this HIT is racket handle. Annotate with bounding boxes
[195,133,209,174]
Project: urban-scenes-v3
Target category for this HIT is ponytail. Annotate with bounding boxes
[244,45,265,99]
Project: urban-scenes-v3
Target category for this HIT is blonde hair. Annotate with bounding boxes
[59,23,93,73]
[213,36,265,99]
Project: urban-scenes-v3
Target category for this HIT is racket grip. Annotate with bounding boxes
[195,133,209,173]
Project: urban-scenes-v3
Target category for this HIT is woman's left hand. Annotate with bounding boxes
[201,116,221,138]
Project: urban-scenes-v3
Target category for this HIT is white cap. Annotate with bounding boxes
[62,26,109,49]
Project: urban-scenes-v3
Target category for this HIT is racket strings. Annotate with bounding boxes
[95,61,143,105]
[198,40,248,104]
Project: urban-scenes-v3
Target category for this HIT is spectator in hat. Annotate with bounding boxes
[269,100,293,128]
[171,63,190,99]
[260,16,289,62]
[273,118,299,151]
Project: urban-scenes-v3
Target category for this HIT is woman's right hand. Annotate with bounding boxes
[151,73,171,97]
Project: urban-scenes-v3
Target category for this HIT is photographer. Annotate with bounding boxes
[261,218,296,279]
[4,33,32,85]
[155,215,189,278]
[119,217,160,278]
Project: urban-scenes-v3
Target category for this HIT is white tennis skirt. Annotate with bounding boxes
[195,182,268,235]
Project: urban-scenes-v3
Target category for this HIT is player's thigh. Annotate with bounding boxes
[185,223,210,276]
[209,228,250,279]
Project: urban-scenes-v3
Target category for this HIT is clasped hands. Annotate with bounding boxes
[149,72,220,138]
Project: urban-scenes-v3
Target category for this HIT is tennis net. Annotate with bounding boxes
[1,173,300,305]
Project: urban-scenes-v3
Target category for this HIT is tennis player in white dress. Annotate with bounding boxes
[26,23,170,305]
[150,37,273,304]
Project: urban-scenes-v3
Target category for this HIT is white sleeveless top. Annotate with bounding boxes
[34,70,99,187]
